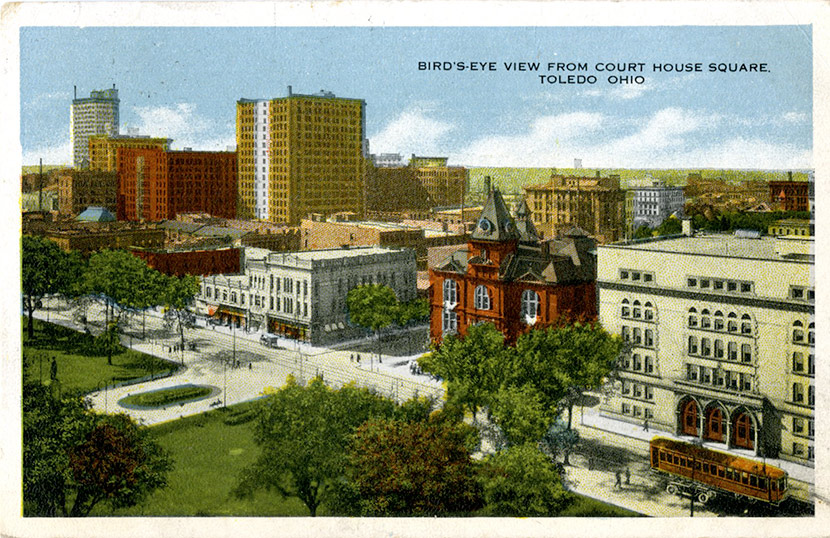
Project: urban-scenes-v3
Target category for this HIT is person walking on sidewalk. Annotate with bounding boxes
[615,470,622,489]
[625,467,631,485]
[643,419,649,432]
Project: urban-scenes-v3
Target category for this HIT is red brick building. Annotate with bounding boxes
[117,148,237,221]
[429,189,597,344]
[131,246,241,276]
[769,178,809,212]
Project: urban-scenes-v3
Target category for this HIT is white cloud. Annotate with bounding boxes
[368,108,454,156]
[130,103,230,151]
[451,107,809,169]
[782,111,809,124]
[22,140,71,166]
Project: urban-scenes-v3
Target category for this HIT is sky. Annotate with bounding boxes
[20,26,812,169]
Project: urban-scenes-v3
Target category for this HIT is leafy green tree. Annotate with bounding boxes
[654,216,682,236]
[346,418,482,516]
[540,417,580,465]
[347,284,399,360]
[633,224,653,239]
[234,378,396,516]
[515,322,623,430]
[22,381,172,516]
[488,384,552,447]
[21,236,82,339]
[480,443,570,516]
[161,273,200,364]
[419,322,511,421]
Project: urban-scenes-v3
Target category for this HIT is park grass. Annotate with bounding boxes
[120,384,213,408]
[23,318,177,394]
[93,401,312,517]
[560,494,643,517]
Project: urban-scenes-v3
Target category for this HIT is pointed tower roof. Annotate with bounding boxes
[471,189,521,242]
[514,198,540,244]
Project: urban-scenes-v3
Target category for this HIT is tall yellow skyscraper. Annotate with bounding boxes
[237,87,366,224]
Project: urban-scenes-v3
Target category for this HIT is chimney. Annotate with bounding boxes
[74,85,77,99]
[788,171,793,181]
[287,85,292,96]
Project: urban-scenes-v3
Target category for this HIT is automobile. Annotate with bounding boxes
[260,334,284,349]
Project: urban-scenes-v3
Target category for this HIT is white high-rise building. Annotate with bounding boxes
[71,86,119,168]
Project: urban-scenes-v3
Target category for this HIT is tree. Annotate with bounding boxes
[161,273,200,364]
[540,417,580,466]
[633,224,653,239]
[654,216,682,236]
[479,443,570,516]
[419,322,510,421]
[21,236,81,339]
[22,381,172,516]
[515,321,623,430]
[346,284,399,360]
[234,378,396,516]
[347,418,482,516]
[488,384,552,447]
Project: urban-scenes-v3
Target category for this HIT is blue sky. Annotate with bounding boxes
[20,26,812,169]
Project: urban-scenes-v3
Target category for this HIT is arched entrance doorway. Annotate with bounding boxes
[704,406,725,443]
[680,399,699,437]
[732,411,755,450]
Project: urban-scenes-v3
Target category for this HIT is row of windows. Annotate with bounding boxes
[620,353,655,374]
[792,351,815,376]
[621,299,655,321]
[792,382,815,407]
[685,363,754,393]
[618,269,655,283]
[790,286,815,302]
[688,336,753,363]
[621,381,654,401]
[657,451,784,490]
[791,320,815,345]
[792,416,814,438]
[620,402,653,419]
[442,280,541,324]
[687,276,754,294]
[621,325,655,348]
[688,308,753,335]
[792,442,815,461]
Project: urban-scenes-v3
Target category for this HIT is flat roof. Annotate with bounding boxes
[268,246,406,262]
[600,233,813,262]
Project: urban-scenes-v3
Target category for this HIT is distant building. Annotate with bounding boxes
[88,134,172,172]
[236,88,366,223]
[117,148,237,221]
[71,86,119,168]
[597,233,814,464]
[770,173,809,212]
[631,180,685,229]
[370,153,405,167]
[365,156,468,214]
[524,172,626,243]
[768,219,813,237]
[429,189,597,344]
[30,221,165,253]
[132,245,241,277]
[197,246,417,344]
[300,215,468,270]
[57,169,118,216]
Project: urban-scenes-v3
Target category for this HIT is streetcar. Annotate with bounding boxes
[649,437,788,505]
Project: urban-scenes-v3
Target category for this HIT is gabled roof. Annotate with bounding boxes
[514,198,541,244]
[76,206,116,222]
[471,189,520,242]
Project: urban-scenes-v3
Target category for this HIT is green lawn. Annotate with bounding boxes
[23,318,177,394]
[93,401,311,517]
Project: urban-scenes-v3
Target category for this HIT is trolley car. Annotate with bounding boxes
[650,437,788,505]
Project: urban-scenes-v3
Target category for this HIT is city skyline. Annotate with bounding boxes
[21,26,812,169]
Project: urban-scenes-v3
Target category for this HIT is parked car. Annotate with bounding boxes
[260,334,283,349]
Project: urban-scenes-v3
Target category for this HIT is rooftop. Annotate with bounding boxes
[601,233,814,263]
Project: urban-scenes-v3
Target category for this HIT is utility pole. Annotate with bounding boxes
[38,158,43,212]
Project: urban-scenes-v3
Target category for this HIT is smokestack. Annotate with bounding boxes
[74,85,77,99]
[287,85,292,96]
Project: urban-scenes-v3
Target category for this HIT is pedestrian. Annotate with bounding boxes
[625,467,631,485]
[350,354,354,363]
[357,353,361,364]
[615,470,622,489]
[249,362,252,370]
[643,419,649,432]
[50,357,58,381]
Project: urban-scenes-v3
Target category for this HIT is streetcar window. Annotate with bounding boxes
[741,472,749,485]
[750,475,758,488]
[695,461,701,471]
[673,455,679,465]
[759,478,767,490]
[726,469,734,481]
[771,480,777,491]
[703,463,710,474]
[661,452,667,461]
[781,478,787,491]
[718,466,725,478]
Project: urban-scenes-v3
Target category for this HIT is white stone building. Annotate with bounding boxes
[71,86,119,168]
[198,246,417,345]
[597,231,814,465]
[632,180,685,229]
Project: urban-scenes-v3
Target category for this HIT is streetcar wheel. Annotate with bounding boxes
[697,492,710,504]
[666,484,679,496]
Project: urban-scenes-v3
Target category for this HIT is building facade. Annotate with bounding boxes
[131,246,241,276]
[429,189,597,344]
[39,223,165,253]
[631,181,685,229]
[117,148,237,221]
[71,86,119,168]
[88,134,172,172]
[769,178,810,212]
[236,87,366,223]
[524,172,625,243]
[57,169,118,216]
[198,246,417,344]
[597,233,814,465]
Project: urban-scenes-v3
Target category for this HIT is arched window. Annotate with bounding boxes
[792,320,804,343]
[688,307,698,328]
[714,311,724,331]
[474,285,491,310]
[521,290,541,324]
[633,300,642,319]
[621,299,630,318]
[644,302,654,321]
[741,314,752,335]
[727,312,738,332]
[442,279,458,305]
[700,309,711,329]
[808,322,815,345]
